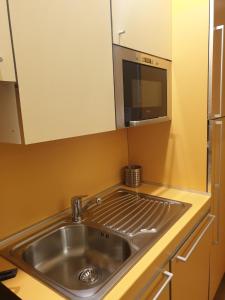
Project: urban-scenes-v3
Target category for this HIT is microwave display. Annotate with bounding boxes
[123,60,167,126]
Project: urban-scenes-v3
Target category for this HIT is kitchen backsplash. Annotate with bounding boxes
[0,129,128,239]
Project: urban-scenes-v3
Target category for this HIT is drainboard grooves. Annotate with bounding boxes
[91,193,132,214]
[91,195,137,223]
[86,189,189,237]
[146,203,170,230]
[121,201,165,234]
[111,201,151,229]
[130,201,162,234]
[115,201,151,232]
[91,193,136,216]
[103,200,148,228]
[120,201,160,234]
[145,203,168,230]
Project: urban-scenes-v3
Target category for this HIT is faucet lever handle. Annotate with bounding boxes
[71,195,88,204]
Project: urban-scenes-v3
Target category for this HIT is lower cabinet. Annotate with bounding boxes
[128,213,214,300]
[171,214,214,300]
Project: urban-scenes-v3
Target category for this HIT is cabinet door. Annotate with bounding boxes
[8,0,115,144]
[209,119,225,299]
[171,214,213,300]
[0,0,16,82]
[111,0,172,60]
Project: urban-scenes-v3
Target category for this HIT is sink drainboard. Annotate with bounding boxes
[87,189,190,237]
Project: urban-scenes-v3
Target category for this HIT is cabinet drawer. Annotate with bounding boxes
[171,214,214,300]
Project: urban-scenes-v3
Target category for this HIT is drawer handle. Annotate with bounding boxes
[152,271,173,300]
[136,270,173,300]
[177,214,215,262]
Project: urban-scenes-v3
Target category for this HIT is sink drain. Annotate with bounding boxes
[78,266,100,285]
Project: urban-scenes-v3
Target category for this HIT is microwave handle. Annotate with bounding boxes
[129,117,170,127]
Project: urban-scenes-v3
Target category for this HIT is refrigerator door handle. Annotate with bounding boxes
[213,120,223,244]
[214,183,220,244]
[214,25,224,118]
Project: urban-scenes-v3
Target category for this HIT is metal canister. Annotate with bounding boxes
[124,165,142,187]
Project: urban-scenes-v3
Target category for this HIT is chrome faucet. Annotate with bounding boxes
[71,195,102,223]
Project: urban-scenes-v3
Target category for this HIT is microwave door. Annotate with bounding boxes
[113,45,172,128]
[123,60,167,126]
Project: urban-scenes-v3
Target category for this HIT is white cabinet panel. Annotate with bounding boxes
[0,0,16,82]
[112,0,172,60]
[7,0,115,144]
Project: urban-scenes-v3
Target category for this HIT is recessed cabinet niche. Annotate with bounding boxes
[0,0,115,144]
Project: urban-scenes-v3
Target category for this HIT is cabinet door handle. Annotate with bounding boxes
[118,29,126,44]
[136,270,173,300]
[214,25,224,118]
[177,214,215,262]
[152,271,173,300]
[118,29,126,35]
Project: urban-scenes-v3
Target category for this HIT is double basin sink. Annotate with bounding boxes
[1,188,191,299]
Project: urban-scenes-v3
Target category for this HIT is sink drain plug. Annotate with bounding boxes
[78,266,100,285]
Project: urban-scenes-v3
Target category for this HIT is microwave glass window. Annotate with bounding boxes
[123,60,167,125]
[131,80,163,107]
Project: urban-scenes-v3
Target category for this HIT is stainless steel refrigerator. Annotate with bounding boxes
[208,0,225,298]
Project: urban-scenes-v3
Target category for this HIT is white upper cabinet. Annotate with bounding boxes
[0,0,16,81]
[4,0,115,144]
[111,0,172,60]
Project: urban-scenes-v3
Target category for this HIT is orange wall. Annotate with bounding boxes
[127,0,209,192]
[0,0,209,240]
[0,129,128,239]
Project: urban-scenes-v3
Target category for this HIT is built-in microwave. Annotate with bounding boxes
[113,45,172,128]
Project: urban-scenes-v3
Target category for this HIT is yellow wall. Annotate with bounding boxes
[127,0,209,192]
[0,129,128,239]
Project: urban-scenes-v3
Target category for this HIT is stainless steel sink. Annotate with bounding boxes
[1,188,192,299]
[21,224,131,297]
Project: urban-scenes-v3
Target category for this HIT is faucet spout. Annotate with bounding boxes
[71,195,102,223]
[71,195,87,223]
